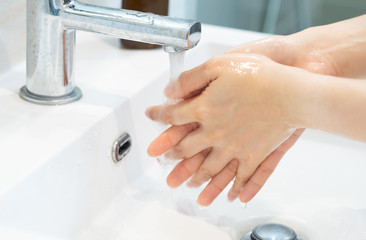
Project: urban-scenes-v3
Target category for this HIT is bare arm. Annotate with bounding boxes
[146,15,366,206]
[228,14,366,78]
[302,14,366,78]
[288,70,366,141]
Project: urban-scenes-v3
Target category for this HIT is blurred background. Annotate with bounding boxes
[85,0,366,35]
[1,0,365,71]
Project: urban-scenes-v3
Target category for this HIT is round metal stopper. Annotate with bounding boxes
[241,223,299,240]
[252,224,297,240]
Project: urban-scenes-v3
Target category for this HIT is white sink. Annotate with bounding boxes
[0,25,365,240]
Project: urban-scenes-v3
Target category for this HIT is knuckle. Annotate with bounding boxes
[243,152,256,165]
[193,104,209,122]
[268,35,286,50]
[248,175,265,192]
[203,56,223,74]
[206,55,222,68]
[205,129,223,142]
[248,178,262,190]
[258,163,274,176]
[165,132,175,148]
[210,179,226,192]
[180,160,195,176]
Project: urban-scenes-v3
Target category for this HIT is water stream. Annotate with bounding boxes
[168,51,186,89]
[155,51,186,166]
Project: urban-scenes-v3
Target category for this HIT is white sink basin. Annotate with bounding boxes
[0,25,365,240]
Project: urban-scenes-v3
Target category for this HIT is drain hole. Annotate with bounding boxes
[112,133,132,163]
[118,140,131,156]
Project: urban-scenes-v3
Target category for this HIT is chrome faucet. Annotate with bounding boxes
[20,0,201,105]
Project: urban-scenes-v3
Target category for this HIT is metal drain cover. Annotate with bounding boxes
[241,223,303,240]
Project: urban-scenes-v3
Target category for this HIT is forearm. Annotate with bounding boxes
[297,15,366,78]
[288,70,366,142]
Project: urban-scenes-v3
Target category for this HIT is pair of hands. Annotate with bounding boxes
[145,27,337,206]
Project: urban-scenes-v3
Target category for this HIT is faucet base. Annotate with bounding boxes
[19,86,82,106]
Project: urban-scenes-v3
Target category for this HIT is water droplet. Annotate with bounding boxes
[241,202,247,208]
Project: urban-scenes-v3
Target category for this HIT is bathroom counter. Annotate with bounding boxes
[0,24,366,240]
[0,34,167,197]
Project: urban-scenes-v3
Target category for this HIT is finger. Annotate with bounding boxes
[227,159,258,202]
[229,129,305,202]
[145,99,198,125]
[164,59,218,99]
[197,159,238,206]
[187,148,233,188]
[239,128,304,202]
[147,123,199,157]
[166,149,210,188]
[164,128,209,160]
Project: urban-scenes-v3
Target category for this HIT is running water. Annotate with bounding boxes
[155,51,186,167]
[167,51,186,103]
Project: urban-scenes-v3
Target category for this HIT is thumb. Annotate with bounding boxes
[165,60,218,99]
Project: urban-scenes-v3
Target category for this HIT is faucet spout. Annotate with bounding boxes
[61,1,201,50]
[20,0,201,105]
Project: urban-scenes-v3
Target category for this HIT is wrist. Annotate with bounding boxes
[278,66,325,129]
[295,15,366,78]
[289,26,340,76]
[288,72,366,141]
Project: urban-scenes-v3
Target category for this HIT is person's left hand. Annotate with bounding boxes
[146,54,305,206]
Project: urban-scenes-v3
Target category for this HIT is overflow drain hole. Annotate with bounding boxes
[112,133,132,163]
[118,140,131,155]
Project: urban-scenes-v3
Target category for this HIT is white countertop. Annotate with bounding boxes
[1,23,366,240]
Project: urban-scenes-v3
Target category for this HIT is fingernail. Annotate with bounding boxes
[240,202,248,208]
[145,108,152,119]
[186,180,194,188]
[197,202,207,209]
[157,157,176,167]
[164,83,173,96]
[227,191,238,202]
[147,145,153,156]
[186,180,198,188]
